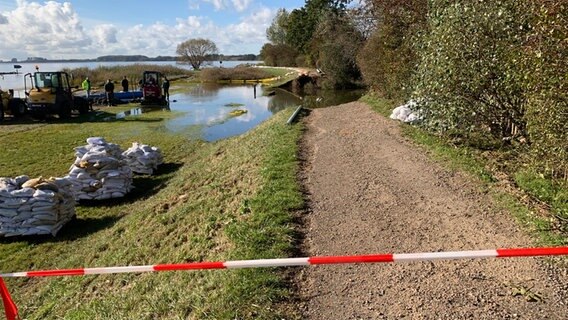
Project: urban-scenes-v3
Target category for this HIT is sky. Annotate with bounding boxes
[0,0,305,61]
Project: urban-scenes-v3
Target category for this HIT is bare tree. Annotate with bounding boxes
[176,38,219,70]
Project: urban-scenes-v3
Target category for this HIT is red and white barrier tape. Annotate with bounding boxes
[2,247,567,278]
[1,247,567,320]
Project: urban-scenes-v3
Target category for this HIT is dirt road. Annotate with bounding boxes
[297,102,567,319]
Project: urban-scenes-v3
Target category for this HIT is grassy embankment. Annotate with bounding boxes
[362,94,568,247]
[0,105,303,318]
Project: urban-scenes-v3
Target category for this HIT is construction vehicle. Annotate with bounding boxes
[24,71,89,119]
[140,71,167,106]
[0,88,26,122]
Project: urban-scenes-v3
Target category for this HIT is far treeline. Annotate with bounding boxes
[261,0,566,182]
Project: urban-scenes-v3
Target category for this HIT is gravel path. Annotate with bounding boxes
[297,102,568,319]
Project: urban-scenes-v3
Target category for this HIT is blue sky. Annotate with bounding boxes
[0,0,306,60]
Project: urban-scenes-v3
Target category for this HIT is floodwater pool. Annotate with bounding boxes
[116,83,364,142]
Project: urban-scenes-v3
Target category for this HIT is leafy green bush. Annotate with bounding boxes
[524,1,568,180]
[412,0,530,138]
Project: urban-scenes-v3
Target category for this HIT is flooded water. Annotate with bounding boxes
[166,84,302,141]
[115,83,364,142]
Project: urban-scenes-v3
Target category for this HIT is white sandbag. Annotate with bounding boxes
[67,137,133,200]
[10,188,35,197]
[86,137,106,145]
[0,176,76,237]
[390,100,421,123]
[122,142,163,175]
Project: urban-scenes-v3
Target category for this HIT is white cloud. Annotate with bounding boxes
[0,1,278,60]
[93,24,118,47]
[0,1,91,58]
[204,0,225,11]
[232,0,252,12]
[188,0,200,10]
[201,0,250,12]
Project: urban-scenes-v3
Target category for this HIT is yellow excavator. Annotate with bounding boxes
[0,88,26,122]
[24,71,89,118]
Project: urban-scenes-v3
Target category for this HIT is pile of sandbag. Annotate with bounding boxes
[122,142,163,175]
[390,100,420,123]
[0,176,76,237]
[67,137,133,200]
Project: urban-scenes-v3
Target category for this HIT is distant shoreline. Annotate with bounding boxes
[0,54,260,64]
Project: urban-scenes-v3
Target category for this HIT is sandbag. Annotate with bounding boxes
[122,142,163,175]
[67,137,133,200]
[390,100,421,123]
[0,176,76,237]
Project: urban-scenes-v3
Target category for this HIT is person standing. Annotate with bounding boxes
[121,76,129,92]
[104,79,114,106]
[162,77,170,100]
[82,77,91,99]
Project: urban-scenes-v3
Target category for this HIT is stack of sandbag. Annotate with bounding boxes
[122,142,164,175]
[390,100,420,123]
[67,137,133,200]
[0,176,76,237]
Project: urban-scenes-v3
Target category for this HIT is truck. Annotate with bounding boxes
[24,71,89,119]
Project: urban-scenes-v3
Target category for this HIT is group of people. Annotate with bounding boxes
[81,75,170,107]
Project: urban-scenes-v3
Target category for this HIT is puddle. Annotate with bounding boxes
[116,108,144,119]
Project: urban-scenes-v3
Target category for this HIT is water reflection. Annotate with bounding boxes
[114,83,364,142]
[166,84,302,141]
[115,104,170,119]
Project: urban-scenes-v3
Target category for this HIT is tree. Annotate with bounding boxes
[312,12,364,89]
[356,0,427,98]
[266,8,289,45]
[176,38,218,70]
[286,0,353,57]
[260,43,298,67]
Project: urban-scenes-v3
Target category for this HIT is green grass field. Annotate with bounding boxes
[0,106,303,319]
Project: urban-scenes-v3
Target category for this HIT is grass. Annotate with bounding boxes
[260,68,302,89]
[0,105,304,319]
[362,94,568,246]
[199,67,273,82]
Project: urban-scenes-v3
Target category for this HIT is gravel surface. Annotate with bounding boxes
[296,102,568,319]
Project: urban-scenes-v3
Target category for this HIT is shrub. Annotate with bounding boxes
[412,0,530,139]
[411,0,567,182]
[524,1,568,180]
[260,43,298,67]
